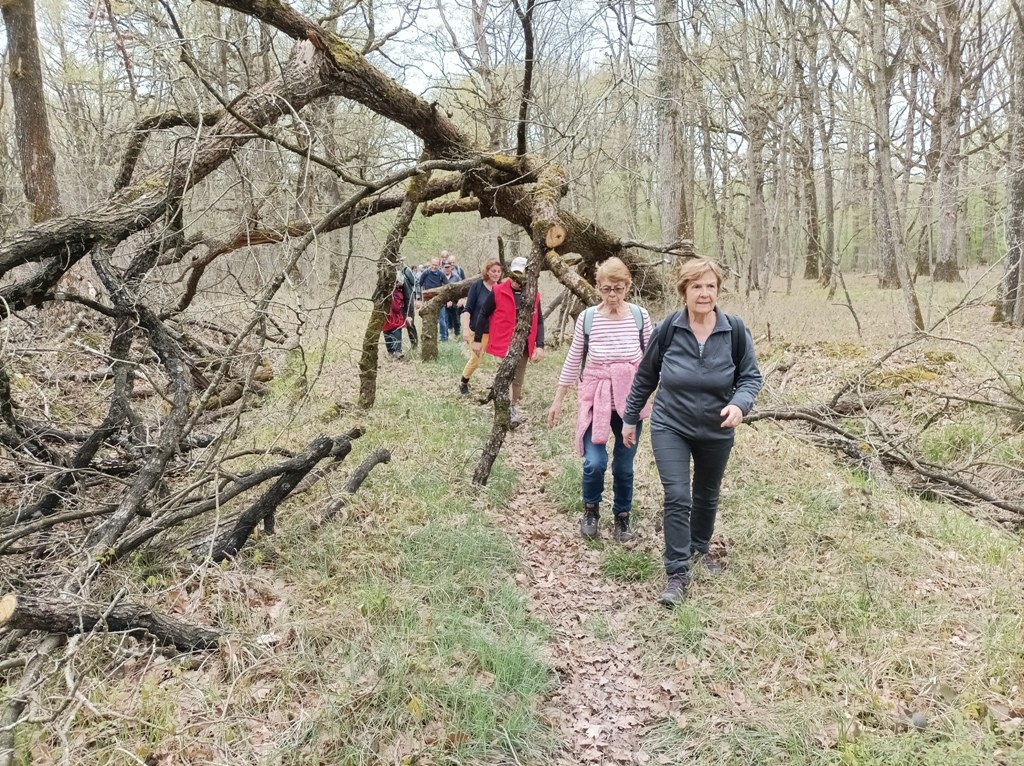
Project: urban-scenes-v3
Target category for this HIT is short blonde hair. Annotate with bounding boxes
[675,257,724,299]
[481,256,501,278]
[596,256,632,287]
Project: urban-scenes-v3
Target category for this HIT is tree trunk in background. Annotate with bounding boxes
[933,0,964,282]
[1000,22,1024,325]
[902,59,934,279]
[798,62,822,281]
[981,174,996,266]
[2,0,62,223]
[747,112,768,296]
[655,0,694,255]
[470,0,508,153]
[916,130,938,278]
[807,15,837,289]
[875,167,900,288]
[699,101,727,266]
[870,0,923,328]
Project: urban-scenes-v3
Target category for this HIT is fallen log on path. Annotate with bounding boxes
[0,592,221,652]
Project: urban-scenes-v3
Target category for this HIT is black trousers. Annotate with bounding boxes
[650,428,734,575]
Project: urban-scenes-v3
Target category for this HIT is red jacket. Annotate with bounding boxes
[485,280,540,358]
[382,287,406,332]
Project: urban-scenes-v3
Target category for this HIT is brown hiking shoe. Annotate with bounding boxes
[612,512,633,543]
[580,504,599,540]
[658,572,690,606]
[693,550,724,574]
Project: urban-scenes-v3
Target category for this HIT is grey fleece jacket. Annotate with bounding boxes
[623,308,763,441]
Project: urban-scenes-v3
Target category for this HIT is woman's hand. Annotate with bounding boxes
[546,402,561,428]
[720,404,743,428]
[622,424,637,448]
[471,341,482,353]
[530,347,544,363]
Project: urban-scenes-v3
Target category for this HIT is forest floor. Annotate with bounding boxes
[28,274,1024,765]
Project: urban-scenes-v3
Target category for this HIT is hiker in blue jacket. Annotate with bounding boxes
[622,257,762,607]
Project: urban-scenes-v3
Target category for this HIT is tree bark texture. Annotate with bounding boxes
[869,0,924,329]
[655,0,694,254]
[1000,22,1024,325]
[1,0,62,223]
[933,0,964,283]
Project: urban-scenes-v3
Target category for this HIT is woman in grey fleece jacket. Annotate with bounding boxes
[622,258,762,606]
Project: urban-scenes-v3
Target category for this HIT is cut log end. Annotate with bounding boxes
[545,224,566,248]
[0,593,15,625]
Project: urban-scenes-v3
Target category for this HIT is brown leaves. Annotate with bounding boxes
[496,434,688,764]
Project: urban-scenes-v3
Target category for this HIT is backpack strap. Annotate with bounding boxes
[579,306,597,378]
[628,303,646,352]
[724,314,748,386]
[655,311,682,370]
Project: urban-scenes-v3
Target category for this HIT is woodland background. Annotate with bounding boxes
[1,0,1023,763]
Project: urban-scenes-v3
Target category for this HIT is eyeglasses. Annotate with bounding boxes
[598,285,627,295]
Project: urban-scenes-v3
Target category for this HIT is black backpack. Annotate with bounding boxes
[655,311,748,385]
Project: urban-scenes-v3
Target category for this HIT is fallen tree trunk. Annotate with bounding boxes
[0,592,220,652]
[746,407,1024,521]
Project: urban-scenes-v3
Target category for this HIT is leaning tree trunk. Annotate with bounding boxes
[358,170,434,408]
[473,244,544,486]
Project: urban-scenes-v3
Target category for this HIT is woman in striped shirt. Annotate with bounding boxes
[547,257,653,542]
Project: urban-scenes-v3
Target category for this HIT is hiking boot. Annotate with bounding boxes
[693,550,724,574]
[459,377,470,396]
[658,572,690,606]
[580,503,600,540]
[612,512,633,543]
[509,404,521,429]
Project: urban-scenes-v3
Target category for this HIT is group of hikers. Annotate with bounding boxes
[381,252,763,605]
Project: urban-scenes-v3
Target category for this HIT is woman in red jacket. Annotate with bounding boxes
[472,257,544,428]
[381,270,413,359]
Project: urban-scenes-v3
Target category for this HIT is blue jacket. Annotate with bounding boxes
[623,308,762,441]
[464,279,492,333]
[418,267,447,292]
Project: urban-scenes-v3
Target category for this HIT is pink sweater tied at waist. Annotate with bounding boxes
[575,360,651,456]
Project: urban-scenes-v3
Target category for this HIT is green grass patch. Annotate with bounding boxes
[599,548,657,582]
[548,459,583,515]
[921,420,989,464]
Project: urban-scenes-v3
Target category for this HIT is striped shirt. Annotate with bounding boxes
[557,306,653,387]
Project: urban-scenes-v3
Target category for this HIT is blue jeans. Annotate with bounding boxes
[383,328,402,355]
[438,307,450,341]
[582,413,642,514]
[650,428,733,575]
[445,306,461,337]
